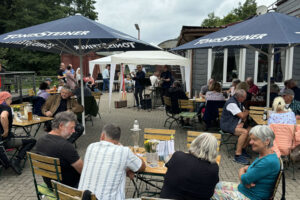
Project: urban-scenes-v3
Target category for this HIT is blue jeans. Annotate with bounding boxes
[103,79,109,92]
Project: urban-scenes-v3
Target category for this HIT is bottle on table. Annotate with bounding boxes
[263,107,267,121]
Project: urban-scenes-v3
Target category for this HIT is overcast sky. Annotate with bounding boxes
[95,0,276,45]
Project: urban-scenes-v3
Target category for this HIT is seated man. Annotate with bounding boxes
[42,86,84,143]
[0,91,36,174]
[246,77,259,96]
[167,81,188,114]
[35,111,83,188]
[73,80,92,97]
[78,124,146,200]
[220,89,251,165]
[281,88,300,119]
[288,79,300,101]
[200,78,214,98]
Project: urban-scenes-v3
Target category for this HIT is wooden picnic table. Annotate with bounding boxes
[250,114,300,125]
[13,116,53,137]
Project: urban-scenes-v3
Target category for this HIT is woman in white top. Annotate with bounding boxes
[268,96,296,125]
[206,82,225,101]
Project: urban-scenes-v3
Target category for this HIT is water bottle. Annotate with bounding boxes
[133,119,139,130]
[263,108,267,121]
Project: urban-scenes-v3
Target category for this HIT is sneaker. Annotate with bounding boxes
[242,149,252,159]
[234,155,250,165]
[11,158,22,175]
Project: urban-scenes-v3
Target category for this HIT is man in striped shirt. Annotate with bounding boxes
[281,89,300,119]
[78,124,146,200]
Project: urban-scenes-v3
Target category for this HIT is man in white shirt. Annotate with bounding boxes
[220,89,251,165]
[150,71,160,89]
[102,65,110,92]
[78,124,146,200]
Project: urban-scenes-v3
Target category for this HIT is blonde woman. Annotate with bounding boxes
[160,133,219,200]
[268,96,296,125]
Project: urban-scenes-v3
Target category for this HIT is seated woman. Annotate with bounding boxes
[213,125,280,200]
[205,82,225,101]
[37,81,50,100]
[268,96,296,125]
[160,133,219,200]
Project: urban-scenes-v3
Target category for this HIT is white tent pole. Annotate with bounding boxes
[108,64,116,112]
[79,39,86,134]
[267,44,272,108]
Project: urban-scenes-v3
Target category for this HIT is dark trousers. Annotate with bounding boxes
[2,135,36,160]
[161,88,169,105]
[134,87,144,106]
[45,122,84,144]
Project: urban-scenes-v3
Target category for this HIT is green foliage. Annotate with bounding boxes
[0,0,98,73]
[201,0,257,26]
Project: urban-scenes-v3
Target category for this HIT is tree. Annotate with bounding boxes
[0,0,98,73]
[201,0,257,26]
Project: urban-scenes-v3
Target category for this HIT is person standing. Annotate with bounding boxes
[160,66,173,105]
[65,65,77,90]
[102,65,110,92]
[132,65,145,108]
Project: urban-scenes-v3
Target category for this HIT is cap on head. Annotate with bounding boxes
[279,89,294,96]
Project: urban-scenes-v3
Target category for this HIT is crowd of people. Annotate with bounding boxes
[1,64,299,200]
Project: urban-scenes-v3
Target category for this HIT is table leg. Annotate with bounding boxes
[22,127,31,136]
[33,123,42,137]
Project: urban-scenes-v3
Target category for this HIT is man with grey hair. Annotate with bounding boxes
[78,124,146,200]
[42,86,83,117]
[35,111,83,188]
[42,86,84,142]
[220,89,251,165]
[246,77,259,95]
[280,88,300,119]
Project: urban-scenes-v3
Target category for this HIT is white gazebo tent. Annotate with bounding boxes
[89,50,191,110]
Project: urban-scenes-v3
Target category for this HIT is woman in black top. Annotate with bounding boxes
[160,133,219,200]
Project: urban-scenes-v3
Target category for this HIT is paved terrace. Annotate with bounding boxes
[0,93,299,200]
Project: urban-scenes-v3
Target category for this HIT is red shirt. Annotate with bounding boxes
[248,84,259,95]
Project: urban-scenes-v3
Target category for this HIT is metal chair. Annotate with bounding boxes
[269,157,285,200]
[163,96,180,129]
[178,99,198,128]
[92,92,102,118]
[187,131,221,152]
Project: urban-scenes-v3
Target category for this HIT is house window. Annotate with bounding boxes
[226,48,240,82]
[255,47,287,84]
[211,49,224,82]
[273,48,285,82]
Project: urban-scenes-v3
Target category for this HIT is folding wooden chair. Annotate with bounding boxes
[163,96,180,129]
[92,91,102,118]
[51,180,97,200]
[187,131,221,152]
[269,157,285,200]
[27,152,62,200]
[144,128,176,141]
[178,99,198,128]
